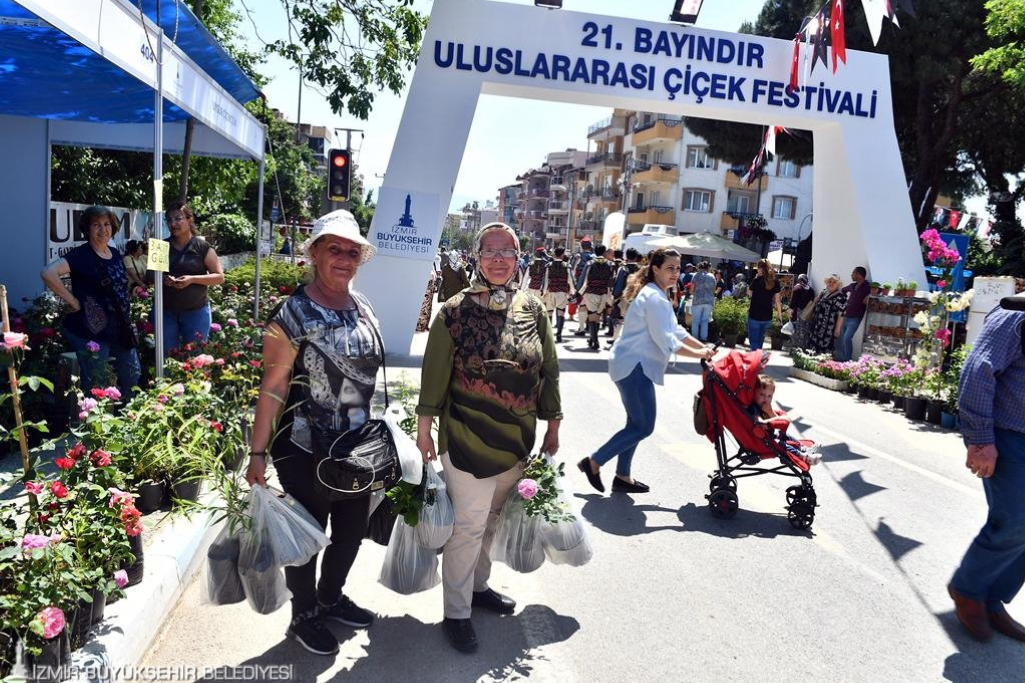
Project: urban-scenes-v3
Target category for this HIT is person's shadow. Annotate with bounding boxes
[575,493,686,536]
[938,609,1025,682]
[198,605,580,683]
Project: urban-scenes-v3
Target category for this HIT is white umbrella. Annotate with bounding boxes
[647,232,762,263]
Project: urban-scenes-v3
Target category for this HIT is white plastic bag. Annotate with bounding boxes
[781,321,795,336]
[237,518,291,614]
[491,489,545,574]
[244,486,329,568]
[379,518,441,595]
[383,406,424,486]
[415,463,454,549]
[539,490,593,567]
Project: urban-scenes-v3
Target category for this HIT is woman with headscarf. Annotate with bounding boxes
[788,273,815,350]
[808,274,848,355]
[41,206,141,397]
[246,210,384,657]
[416,222,562,654]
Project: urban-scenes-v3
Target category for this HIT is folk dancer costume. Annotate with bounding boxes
[579,248,616,351]
[571,243,595,335]
[610,260,641,341]
[543,257,573,342]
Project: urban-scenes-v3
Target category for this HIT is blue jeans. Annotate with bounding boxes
[65,329,141,399]
[747,317,772,350]
[592,364,656,477]
[951,428,1025,611]
[837,316,862,361]
[691,303,712,341]
[161,304,212,356]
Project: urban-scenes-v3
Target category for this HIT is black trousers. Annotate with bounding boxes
[274,450,371,617]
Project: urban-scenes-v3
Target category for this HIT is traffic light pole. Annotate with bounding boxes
[153,17,166,379]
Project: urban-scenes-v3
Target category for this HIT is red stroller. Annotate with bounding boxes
[694,350,818,530]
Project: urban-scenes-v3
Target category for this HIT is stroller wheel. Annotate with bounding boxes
[709,474,737,493]
[786,485,817,508]
[708,489,739,519]
[787,502,815,530]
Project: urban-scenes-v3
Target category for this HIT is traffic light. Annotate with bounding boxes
[328,148,351,202]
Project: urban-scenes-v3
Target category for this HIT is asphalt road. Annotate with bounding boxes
[140,333,1025,683]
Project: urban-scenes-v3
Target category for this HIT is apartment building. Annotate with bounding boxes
[506,149,588,248]
[581,110,630,239]
[497,183,521,228]
[619,111,814,243]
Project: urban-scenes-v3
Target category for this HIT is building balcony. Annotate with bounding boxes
[626,205,676,225]
[586,152,623,169]
[548,200,569,214]
[724,172,768,192]
[530,188,551,198]
[516,190,527,200]
[720,211,761,233]
[549,182,567,194]
[631,116,684,146]
[588,115,627,138]
[528,210,548,219]
[631,161,679,186]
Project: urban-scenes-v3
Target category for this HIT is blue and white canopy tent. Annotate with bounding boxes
[0,0,267,375]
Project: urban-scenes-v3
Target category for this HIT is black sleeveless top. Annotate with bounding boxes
[165,237,212,312]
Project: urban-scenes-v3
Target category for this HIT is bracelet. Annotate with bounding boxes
[249,452,267,458]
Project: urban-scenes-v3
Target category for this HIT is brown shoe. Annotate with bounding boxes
[989,609,1025,643]
[948,584,993,641]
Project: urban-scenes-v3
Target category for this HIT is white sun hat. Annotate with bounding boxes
[303,209,377,264]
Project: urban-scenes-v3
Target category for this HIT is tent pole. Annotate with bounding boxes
[254,152,265,322]
[153,15,166,379]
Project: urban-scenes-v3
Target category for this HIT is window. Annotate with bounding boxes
[726,192,752,215]
[686,146,715,169]
[772,196,797,220]
[683,189,713,212]
[777,159,800,178]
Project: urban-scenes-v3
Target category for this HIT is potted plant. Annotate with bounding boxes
[713,297,748,347]
[907,280,919,296]
[870,281,881,296]
[882,282,893,296]
[769,316,785,351]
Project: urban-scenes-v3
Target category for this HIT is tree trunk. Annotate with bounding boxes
[908,70,966,232]
[178,0,205,203]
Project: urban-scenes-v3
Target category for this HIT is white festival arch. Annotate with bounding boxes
[359,0,925,353]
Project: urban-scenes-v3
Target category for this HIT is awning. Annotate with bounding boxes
[648,232,762,263]
[0,0,264,159]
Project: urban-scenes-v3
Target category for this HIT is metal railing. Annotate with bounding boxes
[631,160,679,172]
[627,205,675,214]
[633,115,684,133]
[586,152,623,166]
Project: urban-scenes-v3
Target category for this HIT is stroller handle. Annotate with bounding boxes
[700,343,722,370]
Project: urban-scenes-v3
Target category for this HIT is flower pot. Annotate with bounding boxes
[926,399,944,424]
[69,603,91,651]
[893,395,906,410]
[941,412,957,429]
[867,387,880,400]
[26,630,70,683]
[770,336,784,351]
[89,588,106,626]
[122,532,144,587]
[876,389,893,403]
[135,480,165,514]
[0,630,14,680]
[170,478,202,505]
[904,396,928,421]
[722,333,738,348]
[844,383,857,394]
[857,385,872,399]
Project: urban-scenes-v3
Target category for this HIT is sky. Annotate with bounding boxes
[238,0,768,212]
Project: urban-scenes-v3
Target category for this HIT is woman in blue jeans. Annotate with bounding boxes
[578,248,713,494]
[746,258,784,351]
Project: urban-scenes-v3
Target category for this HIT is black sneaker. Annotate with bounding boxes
[319,595,374,628]
[286,609,339,656]
[443,617,479,653]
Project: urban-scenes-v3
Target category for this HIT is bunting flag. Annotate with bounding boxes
[932,205,948,224]
[895,0,916,17]
[830,0,847,73]
[947,209,962,229]
[862,0,901,45]
[810,7,830,74]
[788,33,802,93]
[764,125,785,157]
[958,213,974,231]
[981,220,994,238]
[742,149,765,186]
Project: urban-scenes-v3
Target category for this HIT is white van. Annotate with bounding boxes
[622,223,679,256]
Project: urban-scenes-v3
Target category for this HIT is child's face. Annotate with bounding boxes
[756,385,774,407]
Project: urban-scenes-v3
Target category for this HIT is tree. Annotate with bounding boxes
[972,0,1025,92]
[685,0,1025,234]
[262,0,427,118]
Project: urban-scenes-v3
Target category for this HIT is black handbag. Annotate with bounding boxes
[311,322,399,499]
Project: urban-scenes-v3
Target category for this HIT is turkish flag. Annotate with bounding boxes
[788,33,801,93]
[831,0,847,73]
[948,209,961,229]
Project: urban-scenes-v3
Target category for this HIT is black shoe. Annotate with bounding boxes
[612,477,650,493]
[472,588,516,615]
[574,330,587,337]
[319,595,374,628]
[286,609,339,656]
[443,617,479,653]
[577,457,605,493]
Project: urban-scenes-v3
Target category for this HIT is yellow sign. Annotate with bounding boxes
[147,239,169,272]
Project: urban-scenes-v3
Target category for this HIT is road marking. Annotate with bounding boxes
[806,424,978,496]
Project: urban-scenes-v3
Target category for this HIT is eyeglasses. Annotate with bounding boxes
[479,248,518,259]
[167,215,188,224]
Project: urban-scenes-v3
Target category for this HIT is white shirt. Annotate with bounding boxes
[608,282,689,385]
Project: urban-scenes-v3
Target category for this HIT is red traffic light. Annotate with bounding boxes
[333,155,347,167]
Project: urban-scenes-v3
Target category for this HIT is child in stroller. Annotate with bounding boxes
[747,376,821,467]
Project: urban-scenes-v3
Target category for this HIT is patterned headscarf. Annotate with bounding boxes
[465,222,520,311]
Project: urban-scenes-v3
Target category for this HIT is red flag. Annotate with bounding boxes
[788,33,801,93]
[831,0,847,73]
[948,209,961,229]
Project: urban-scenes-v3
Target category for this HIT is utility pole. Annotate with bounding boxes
[296,66,303,144]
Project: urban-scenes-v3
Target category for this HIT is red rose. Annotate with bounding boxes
[90,449,113,467]
[67,443,87,461]
[49,481,68,499]
[182,362,193,372]
[54,457,75,470]
[37,513,50,525]
[249,360,261,368]
[90,388,107,399]
[210,421,223,432]
[47,502,60,511]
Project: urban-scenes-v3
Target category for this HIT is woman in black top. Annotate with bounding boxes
[40,206,140,396]
[161,201,224,355]
[746,258,784,351]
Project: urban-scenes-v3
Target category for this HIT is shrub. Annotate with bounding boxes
[203,212,256,255]
[713,297,749,336]
[223,257,308,295]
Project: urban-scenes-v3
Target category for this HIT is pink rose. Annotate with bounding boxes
[78,397,98,414]
[517,478,539,500]
[104,386,122,401]
[193,354,215,368]
[226,318,239,327]
[215,358,225,366]
[34,607,65,640]
[86,341,101,353]
[209,323,222,333]
[157,394,168,404]
[24,481,44,496]
[21,533,51,552]
[114,569,129,588]
[2,332,28,350]
[108,488,135,508]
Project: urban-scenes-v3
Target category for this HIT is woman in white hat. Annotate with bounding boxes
[246,210,383,657]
